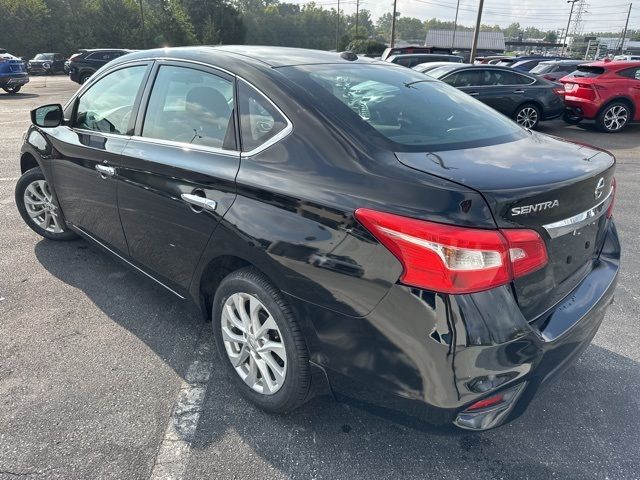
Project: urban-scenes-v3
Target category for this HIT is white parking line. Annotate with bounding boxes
[150,327,213,480]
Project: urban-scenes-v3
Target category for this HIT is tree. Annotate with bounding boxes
[396,17,426,42]
[544,30,558,44]
[504,22,521,40]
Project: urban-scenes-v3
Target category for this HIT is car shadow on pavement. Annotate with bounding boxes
[187,343,640,479]
[537,121,640,150]
[0,93,39,100]
[33,238,640,479]
[34,238,205,380]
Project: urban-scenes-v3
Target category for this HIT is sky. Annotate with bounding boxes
[294,0,639,34]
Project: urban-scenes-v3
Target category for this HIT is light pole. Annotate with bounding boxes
[336,0,340,51]
[451,0,461,51]
[470,0,485,63]
[562,0,579,56]
[390,0,398,48]
[618,3,633,55]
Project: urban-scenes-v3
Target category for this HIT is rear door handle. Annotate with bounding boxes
[468,91,479,96]
[513,90,525,94]
[95,164,115,178]
[181,193,217,212]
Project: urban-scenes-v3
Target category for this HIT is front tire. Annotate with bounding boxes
[597,101,631,132]
[3,85,21,94]
[212,267,310,413]
[15,167,78,241]
[514,103,540,130]
[79,73,91,84]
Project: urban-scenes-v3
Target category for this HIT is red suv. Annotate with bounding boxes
[561,60,640,132]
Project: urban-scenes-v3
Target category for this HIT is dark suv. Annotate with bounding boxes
[27,53,67,75]
[16,47,619,431]
[68,49,132,84]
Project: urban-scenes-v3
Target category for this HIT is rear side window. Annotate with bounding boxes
[569,66,605,78]
[142,65,235,149]
[619,68,640,80]
[238,81,289,153]
[74,65,147,134]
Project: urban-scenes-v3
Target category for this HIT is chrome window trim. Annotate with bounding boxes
[128,135,239,157]
[65,56,293,157]
[238,79,293,158]
[542,187,614,239]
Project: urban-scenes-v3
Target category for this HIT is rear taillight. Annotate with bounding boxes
[355,209,548,294]
[552,86,565,97]
[607,177,616,218]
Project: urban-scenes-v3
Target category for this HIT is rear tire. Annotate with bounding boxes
[2,85,21,94]
[79,73,91,84]
[15,167,78,241]
[212,267,310,413]
[596,101,631,132]
[514,103,540,130]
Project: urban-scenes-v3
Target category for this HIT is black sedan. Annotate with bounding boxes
[27,53,66,75]
[16,47,619,431]
[425,64,565,129]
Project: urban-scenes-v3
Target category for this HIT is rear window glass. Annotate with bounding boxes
[280,64,523,152]
[569,66,605,77]
[530,63,555,74]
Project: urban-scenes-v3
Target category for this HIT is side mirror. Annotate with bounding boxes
[31,104,63,128]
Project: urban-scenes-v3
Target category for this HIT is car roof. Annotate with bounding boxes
[118,46,379,68]
[537,59,584,65]
[414,61,469,69]
[582,60,640,69]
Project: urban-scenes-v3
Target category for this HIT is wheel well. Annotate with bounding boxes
[20,152,39,174]
[198,255,251,320]
[598,97,635,118]
[515,101,542,116]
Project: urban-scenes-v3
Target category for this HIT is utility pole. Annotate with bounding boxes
[139,0,146,49]
[561,0,579,56]
[618,3,632,54]
[451,0,461,51]
[355,0,360,38]
[390,0,398,48]
[469,0,484,63]
[336,0,340,51]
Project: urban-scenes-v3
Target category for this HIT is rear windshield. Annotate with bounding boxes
[569,66,605,77]
[34,53,55,60]
[280,64,524,152]
[426,64,464,78]
[530,63,554,74]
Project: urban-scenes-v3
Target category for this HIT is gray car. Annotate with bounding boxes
[427,64,565,129]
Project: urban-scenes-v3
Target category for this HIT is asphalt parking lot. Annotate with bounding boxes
[1,75,639,480]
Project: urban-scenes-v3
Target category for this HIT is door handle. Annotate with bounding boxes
[513,90,525,94]
[468,92,479,96]
[95,164,115,178]
[181,193,217,212]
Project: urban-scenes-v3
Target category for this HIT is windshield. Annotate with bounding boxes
[34,54,54,60]
[280,64,523,152]
[530,63,554,74]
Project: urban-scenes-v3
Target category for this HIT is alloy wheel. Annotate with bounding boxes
[23,180,64,234]
[516,107,538,129]
[603,105,628,131]
[221,292,287,395]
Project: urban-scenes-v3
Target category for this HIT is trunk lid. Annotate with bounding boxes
[395,132,615,320]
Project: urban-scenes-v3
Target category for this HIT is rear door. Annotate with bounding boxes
[620,66,640,119]
[115,61,240,290]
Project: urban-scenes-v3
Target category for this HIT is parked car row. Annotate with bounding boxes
[405,57,640,132]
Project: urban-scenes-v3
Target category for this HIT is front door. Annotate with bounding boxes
[51,63,151,253]
[115,62,240,290]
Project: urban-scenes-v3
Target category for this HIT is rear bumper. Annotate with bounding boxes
[0,73,29,87]
[564,96,601,119]
[290,220,620,430]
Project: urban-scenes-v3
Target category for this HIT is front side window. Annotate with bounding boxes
[238,81,288,152]
[280,64,523,152]
[74,65,147,134]
[142,65,235,149]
